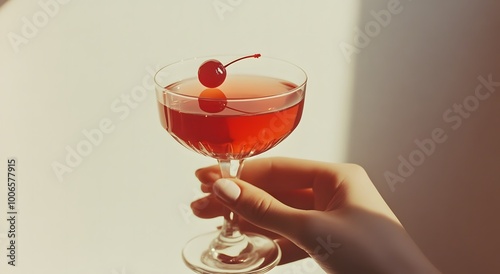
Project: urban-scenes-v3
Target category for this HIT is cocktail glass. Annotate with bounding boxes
[154,55,307,273]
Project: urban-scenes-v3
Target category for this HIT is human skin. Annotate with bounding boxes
[191,157,442,274]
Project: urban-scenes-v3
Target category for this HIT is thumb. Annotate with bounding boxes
[212,178,302,238]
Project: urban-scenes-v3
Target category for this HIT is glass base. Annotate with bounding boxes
[182,230,281,274]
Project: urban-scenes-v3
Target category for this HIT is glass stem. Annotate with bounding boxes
[218,159,245,241]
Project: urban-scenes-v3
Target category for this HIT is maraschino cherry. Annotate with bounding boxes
[198,54,261,88]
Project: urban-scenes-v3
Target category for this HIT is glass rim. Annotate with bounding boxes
[153,55,308,102]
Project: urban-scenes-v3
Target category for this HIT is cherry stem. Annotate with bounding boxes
[223,53,261,68]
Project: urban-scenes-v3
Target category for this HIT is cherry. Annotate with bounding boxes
[197,60,225,88]
[198,88,227,113]
[198,53,261,88]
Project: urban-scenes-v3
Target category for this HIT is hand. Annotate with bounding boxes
[191,157,441,274]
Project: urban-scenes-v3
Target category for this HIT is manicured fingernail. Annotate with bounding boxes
[213,179,241,204]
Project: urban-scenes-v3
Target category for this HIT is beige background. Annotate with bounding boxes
[0,0,499,273]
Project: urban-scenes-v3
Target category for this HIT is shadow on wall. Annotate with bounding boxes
[344,1,500,274]
[0,0,8,8]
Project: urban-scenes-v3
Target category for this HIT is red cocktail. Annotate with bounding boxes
[154,55,307,274]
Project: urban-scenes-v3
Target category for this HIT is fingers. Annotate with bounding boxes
[195,167,221,193]
[190,194,224,218]
[192,157,356,241]
[192,188,314,219]
[196,157,346,193]
[212,177,306,238]
[240,157,327,191]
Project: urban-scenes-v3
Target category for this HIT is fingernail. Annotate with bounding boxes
[213,179,241,204]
